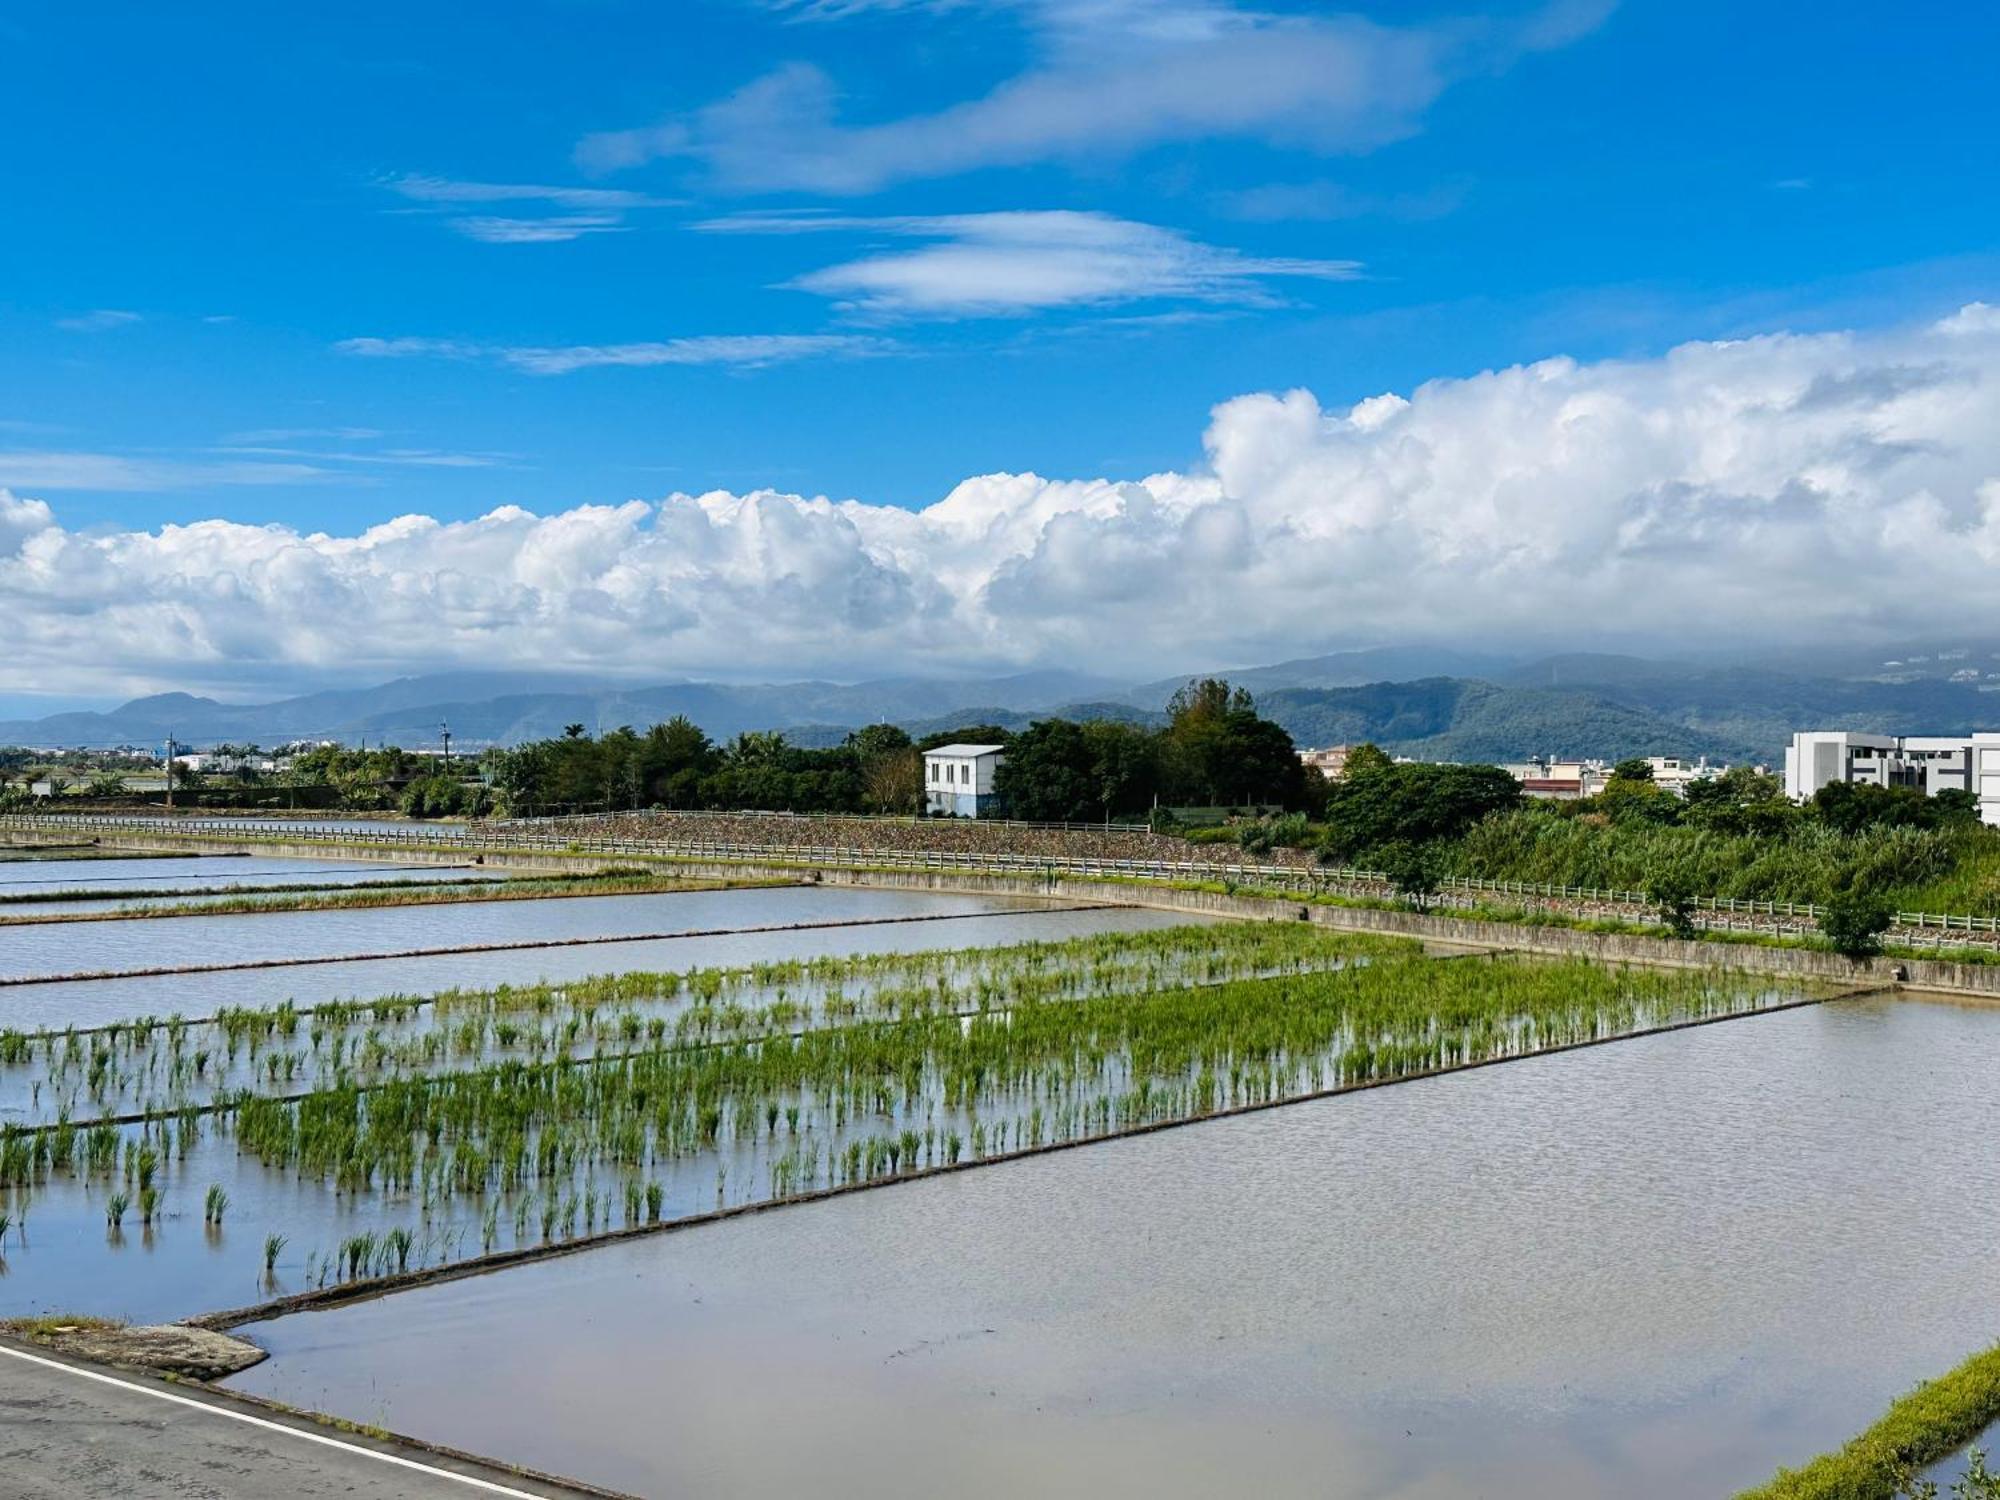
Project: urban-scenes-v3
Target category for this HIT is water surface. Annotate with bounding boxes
[0,897,1187,1029]
[0,885,1094,981]
[229,995,2000,1500]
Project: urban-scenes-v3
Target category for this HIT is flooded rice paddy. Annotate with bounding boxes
[0,854,1220,1315]
[227,994,2000,1500]
[0,900,1190,1032]
[0,882,1080,980]
[0,853,490,899]
[5,848,1987,1499]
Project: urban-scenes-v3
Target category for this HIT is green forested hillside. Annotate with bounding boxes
[1257,679,1762,764]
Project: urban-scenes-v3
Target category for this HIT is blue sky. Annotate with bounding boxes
[6,0,1995,532]
[3,2,2000,706]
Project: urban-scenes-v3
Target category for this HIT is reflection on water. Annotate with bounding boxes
[0,898,1190,1029]
[0,854,462,896]
[0,885,1101,981]
[230,996,2000,1500]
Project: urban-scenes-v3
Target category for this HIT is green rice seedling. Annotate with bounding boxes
[105,1192,128,1230]
[203,1183,229,1226]
[263,1233,287,1275]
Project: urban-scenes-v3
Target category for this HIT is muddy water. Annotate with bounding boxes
[0,899,1192,1030]
[228,995,2000,1500]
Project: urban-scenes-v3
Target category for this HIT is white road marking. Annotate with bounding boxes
[0,1341,556,1498]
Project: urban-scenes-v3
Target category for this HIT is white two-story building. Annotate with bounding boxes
[923,743,1007,818]
[1783,730,2000,826]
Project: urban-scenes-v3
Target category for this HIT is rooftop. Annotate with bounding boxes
[923,743,1007,759]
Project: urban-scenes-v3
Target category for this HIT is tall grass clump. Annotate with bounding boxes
[1735,1343,2000,1499]
[1453,811,1964,908]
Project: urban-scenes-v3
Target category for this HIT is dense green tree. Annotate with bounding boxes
[993,720,1098,821]
[1342,743,1394,777]
[1819,889,1893,960]
[1318,761,1524,861]
[1812,781,1946,834]
[1376,839,1443,909]
[1646,870,1702,939]
[1159,679,1306,808]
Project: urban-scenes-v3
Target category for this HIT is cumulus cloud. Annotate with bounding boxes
[700,209,1358,317]
[7,304,2000,695]
[580,1,1606,193]
[336,333,891,373]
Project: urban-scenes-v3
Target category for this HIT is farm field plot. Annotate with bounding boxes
[0,882,1802,1325]
[226,995,2000,1500]
[0,884,1087,980]
[0,854,488,899]
[0,897,1191,1031]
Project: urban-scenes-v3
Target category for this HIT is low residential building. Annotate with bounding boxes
[1502,757,1609,800]
[1784,730,2000,826]
[1645,755,1726,795]
[923,744,1007,818]
[1299,745,1353,779]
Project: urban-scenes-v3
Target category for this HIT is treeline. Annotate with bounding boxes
[1226,753,2000,913]
[490,720,927,818]
[487,679,1315,820]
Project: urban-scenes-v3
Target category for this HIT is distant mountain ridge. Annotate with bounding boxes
[8,642,2000,762]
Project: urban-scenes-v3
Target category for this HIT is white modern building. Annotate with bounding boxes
[923,743,1007,818]
[1783,730,2000,825]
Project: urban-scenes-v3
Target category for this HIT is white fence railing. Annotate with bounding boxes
[4,812,1997,941]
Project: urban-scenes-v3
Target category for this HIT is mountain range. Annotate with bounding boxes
[7,642,2000,765]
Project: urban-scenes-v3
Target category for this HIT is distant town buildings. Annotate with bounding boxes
[1500,757,1605,800]
[923,744,1007,818]
[1299,745,1353,779]
[1498,754,1730,801]
[169,751,284,775]
[1783,730,2000,825]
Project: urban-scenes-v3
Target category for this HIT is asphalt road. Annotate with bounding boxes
[0,1339,605,1500]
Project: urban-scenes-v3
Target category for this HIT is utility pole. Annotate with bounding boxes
[440,720,452,772]
[163,731,177,811]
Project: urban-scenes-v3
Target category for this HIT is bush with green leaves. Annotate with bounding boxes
[1820,890,1894,961]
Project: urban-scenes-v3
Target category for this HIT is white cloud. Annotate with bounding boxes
[383,175,665,211]
[701,209,1358,317]
[8,303,2000,695]
[221,427,386,444]
[580,1,1607,193]
[1215,178,1466,224]
[210,446,514,470]
[0,451,332,492]
[450,214,631,244]
[382,174,672,244]
[336,333,892,373]
[55,309,142,333]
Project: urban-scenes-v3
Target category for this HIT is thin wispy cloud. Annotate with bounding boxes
[381,173,675,244]
[221,427,385,444]
[450,214,630,244]
[1215,179,1467,224]
[210,445,516,469]
[582,0,1611,193]
[700,210,1360,317]
[55,309,142,332]
[336,333,893,374]
[0,450,331,491]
